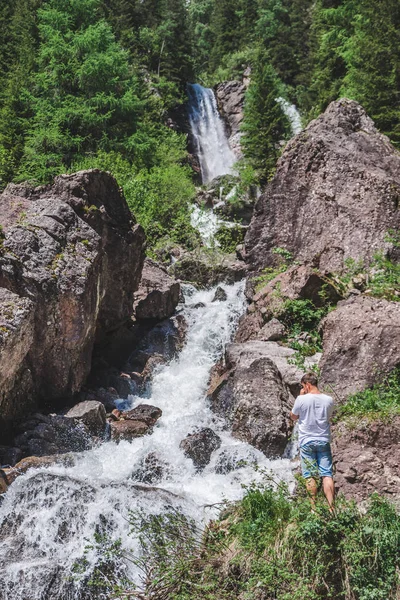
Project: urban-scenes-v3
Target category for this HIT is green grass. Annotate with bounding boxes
[336,367,400,422]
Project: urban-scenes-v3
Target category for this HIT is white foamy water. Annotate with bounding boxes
[276,97,303,135]
[0,282,295,600]
[190,204,239,247]
[187,83,236,184]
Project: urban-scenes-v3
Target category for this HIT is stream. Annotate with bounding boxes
[0,84,300,600]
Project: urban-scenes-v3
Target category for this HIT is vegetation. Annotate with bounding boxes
[79,480,400,600]
[336,367,400,423]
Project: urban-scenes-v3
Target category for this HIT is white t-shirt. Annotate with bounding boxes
[292,393,334,447]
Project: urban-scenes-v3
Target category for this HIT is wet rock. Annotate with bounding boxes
[131,452,167,484]
[122,404,162,427]
[180,428,222,469]
[0,169,146,438]
[1,454,75,488]
[212,286,228,302]
[110,419,150,442]
[133,258,180,321]
[320,295,400,398]
[13,414,92,457]
[171,249,247,287]
[65,400,107,436]
[207,341,310,456]
[245,99,400,274]
[257,318,286,342]
[332,418,400,502]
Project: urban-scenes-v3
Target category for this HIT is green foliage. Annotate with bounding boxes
[242,51,291,183]
[88,483,400,600]
[336,367,400,422]
[214,224,245,253]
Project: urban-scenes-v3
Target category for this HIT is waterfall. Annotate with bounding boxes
[0,283,295,600]
[276,97,303,136]
[187,83,236,184]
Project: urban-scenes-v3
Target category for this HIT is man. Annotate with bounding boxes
[290,372,335,511]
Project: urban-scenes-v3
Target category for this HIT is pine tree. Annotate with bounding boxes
[242,50,290,183]
[18,0,143,182]
[341,0,400,145]
[209,0,241,71]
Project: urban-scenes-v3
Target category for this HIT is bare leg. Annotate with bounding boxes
[322,476,335,512]
[306,477,318,510]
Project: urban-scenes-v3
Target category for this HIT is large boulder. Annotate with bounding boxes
[180,428,222,470]
[332,418,400,502]
[207,342,295,457]
[133,258,180,321]
[245,99,400,274]
[170,249,247,288]
[320,296,400,398]
[0,170,145,439]
[110,419,150,442]
[65,400,107,436]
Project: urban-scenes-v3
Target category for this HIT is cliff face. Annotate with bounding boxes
[245,99,400,274]
[0,170,145,437]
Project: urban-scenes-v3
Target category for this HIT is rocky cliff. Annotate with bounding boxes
[0,170,145,438]
[245,99,400,274]
[211,99,400,501]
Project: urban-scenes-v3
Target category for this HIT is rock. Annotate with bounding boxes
[0,446,22,467]
[171,249,247,287]
[13,414,92,457]
[237,264,342,342]
[180,428,222,469]
[110,419,150,442]
[245,99,400,274]
[207,342,296,457]
[0,170,146,439]
[133,258,180,321]
[1,454,75,488]
[65,400,107,436]
[212,286,228,302]
[320,296,400,398]
[332,418,400,502]
[257,318,286,342]
[121,404,162,427]
[215,81,246,159]
[131,452,167,484]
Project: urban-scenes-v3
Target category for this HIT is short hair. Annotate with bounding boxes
[301,372,318,387]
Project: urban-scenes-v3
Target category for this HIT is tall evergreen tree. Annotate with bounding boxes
[18,0,143,182]
[209,0,240,71]
[341,0,400,145]
[242,50,290,183]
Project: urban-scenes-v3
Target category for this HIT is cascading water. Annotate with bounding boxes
[276,97,303,136]
[0,283,295,600]
[187,83,236,184]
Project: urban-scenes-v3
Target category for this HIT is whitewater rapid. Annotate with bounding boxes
[0,282,295,600]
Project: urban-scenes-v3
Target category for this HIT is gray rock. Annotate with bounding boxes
[170,249,247,287]
[257,318,286,341]
[0,170,145,439]
[320,295,400,399]
[207,342,294,457]
[245,99,400,274]
[180,428,222,469]
[215,80,246,159]
[65,400,107,436]
[212,286,228,302]
[133,258,180,321]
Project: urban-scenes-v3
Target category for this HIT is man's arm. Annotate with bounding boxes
[290,411,299,421]
[290,395,301,421]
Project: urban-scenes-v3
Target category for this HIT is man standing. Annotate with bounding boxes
[290,372,335,511]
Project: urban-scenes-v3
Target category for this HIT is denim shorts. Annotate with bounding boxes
[300,440,333,479]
